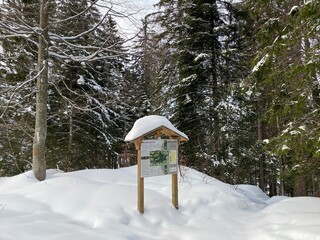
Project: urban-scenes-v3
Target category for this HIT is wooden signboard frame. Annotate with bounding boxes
[133,128,186,214]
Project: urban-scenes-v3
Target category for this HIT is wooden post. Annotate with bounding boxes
[125,117,188,214]
[171,137,179,209]
[135,138,144,214]
[172,173,178,209]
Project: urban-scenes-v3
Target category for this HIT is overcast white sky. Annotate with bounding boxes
[98,0,159,41]
[0,1,158,50]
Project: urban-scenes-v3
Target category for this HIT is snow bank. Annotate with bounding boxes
[250,197,320,240]
[235,184,270,208]
[0,166,319,240]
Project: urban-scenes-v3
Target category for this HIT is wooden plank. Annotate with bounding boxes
[171,136,179,209]
[172,173,178,209]
[156,128,162,138]
[135,137,144,214]
[138,174,144,214]
[134,137,142,151]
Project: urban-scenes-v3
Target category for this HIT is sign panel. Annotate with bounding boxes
[141,139,178,178]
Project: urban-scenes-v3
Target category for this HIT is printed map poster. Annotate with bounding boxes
[141,139,178,178]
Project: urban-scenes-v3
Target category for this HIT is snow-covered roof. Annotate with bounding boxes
[124,115,189,142]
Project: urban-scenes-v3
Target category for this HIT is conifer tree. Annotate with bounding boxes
[242,0,320,196]
[154,0,252,181]
[0,0,41,176]
[48,0,129,171]
[1,0,129,177]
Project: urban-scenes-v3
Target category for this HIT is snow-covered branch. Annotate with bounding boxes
[0,68,43,119]
[52,7,111,42]
[51,0,100,26]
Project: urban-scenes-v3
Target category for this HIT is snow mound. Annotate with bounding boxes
[235,184,270,208]
[250,197,320,240]
[0,166,319,240]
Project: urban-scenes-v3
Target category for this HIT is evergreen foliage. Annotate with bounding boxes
[1,0,129,174]
[154,0,251,181]
[0,0,319,196]
[48,1,129,171]
[0,0,40,175]
[242,0,320,196]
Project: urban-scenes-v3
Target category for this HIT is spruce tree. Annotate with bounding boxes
[0,0,41,176]
[1,0,129,177]
[242,0,320,196]
[174,0,225,176]
[154,0,252,181]
[48,1,129,171]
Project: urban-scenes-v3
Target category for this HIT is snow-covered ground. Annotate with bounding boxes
[0,166,319,240]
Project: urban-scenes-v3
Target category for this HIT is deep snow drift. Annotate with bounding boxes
[0,166,319,240]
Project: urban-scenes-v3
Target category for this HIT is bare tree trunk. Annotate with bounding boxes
[279,158,285,195]
[33,0,49,181]
[67,105,73,172]
[257,116,265,192]
[293,175,307,196]
[314,176,320,197]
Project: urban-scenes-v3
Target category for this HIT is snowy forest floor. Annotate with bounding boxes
[0,166,319,240]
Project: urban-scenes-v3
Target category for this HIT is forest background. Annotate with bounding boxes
[0,0,319,197]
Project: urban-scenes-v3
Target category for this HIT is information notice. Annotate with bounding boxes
[140,139,178,178]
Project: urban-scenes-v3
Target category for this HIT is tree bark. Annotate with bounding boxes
[67,105,73,172]
[33,0,49,181]
[293,175,307,196]
[257,116,265,192]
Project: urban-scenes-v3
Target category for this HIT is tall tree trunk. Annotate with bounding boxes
[279,157,285,195]
[257,115,265,192]
[314,176,320,197]
[293,175,307,196]
[33,0,49,181]
[67,105,73,172]
[276,115,285,195]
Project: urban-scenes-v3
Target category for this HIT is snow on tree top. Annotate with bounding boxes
[124,115,189,142]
